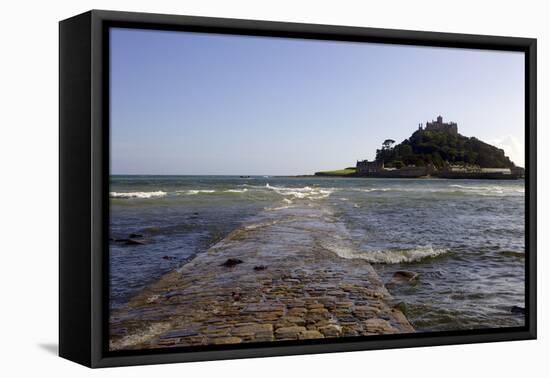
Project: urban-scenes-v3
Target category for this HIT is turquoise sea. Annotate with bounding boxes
[110,175,525,331]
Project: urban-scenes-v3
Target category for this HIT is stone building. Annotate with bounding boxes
[356,159,432,177]
[421,115,458,135]
[356,159,384,174]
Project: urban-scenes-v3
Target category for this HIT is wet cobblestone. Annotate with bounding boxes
[110,203,414,350]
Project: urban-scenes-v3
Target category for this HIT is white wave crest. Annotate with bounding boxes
[357,188,392,193]
[110,191,167,199]
[447,184,523,196]
[449,184,502,192]
[265,203,296,211]
[322,240,449,264]
[355,247,450,263]
[225,188,248,193]
[176,189,216,195]
[265,183,333,200]
[354,184,523,197]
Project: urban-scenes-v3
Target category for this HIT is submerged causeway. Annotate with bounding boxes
[109,201,414,350]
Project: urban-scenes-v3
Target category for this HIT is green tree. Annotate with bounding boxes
[382,139,396,149]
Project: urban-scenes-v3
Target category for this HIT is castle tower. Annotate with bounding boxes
[424,115,458,135]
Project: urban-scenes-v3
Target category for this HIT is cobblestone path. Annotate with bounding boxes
[110,202,414,350]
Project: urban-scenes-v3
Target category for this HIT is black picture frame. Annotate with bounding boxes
[59,9,537,368]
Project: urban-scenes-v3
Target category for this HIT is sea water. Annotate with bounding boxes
[110,175,525,331]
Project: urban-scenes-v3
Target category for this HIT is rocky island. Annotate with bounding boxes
[316,116,525,179]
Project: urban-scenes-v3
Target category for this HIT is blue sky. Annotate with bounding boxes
[110,28,525,175]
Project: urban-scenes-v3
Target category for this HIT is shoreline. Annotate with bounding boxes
[110,201,414,351]
[310,173,524,180]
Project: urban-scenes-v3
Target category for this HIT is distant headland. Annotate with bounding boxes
[315,115,525,180]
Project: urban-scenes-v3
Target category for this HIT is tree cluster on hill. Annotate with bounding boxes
[375,129,516,169]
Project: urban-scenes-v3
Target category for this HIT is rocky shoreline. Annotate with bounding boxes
[109,202,414,351]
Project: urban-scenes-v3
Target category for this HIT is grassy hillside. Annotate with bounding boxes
[314,168,356,176]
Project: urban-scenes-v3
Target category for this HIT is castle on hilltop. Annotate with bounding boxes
[419,115,458,135]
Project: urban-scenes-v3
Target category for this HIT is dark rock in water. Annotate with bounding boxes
[511,305,525,314]
[221,258,243,267]
[129,233,143,238]
[232,291,242,301]
[389,271,419,285]
[162,255,175,260]
[114,238,148,245]
[254,265,267,271]
[124,239,148,246]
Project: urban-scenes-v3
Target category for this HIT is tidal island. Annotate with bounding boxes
[315,116,525,179]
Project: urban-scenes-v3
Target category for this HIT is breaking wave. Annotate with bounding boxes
[265,183,333,200]
[448,184,504,194]
[110,191,167,199]
[354,184,523,196]
[224,188,248,193]
[355,247,450,263]
[176,189,216,195]
[110,182,522,201]
[322,241,450,264]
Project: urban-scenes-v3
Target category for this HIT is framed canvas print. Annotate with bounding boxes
[59,10,536,368]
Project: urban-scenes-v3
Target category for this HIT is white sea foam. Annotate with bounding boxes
[449,184,502,191]
[225,188,248,193]
[244,219,281,230]
[109,322,173,351]
[447,184,521,196]
[322,240,449,264]
[449,184,505,189]
[353,184,523,197]
[356,247,450,263]
[265,204,295,211]
[265,183,333,200]
[110,191,167,199]
[176,189,216,195]
[176,188,249,195]
[357,188,392,193]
